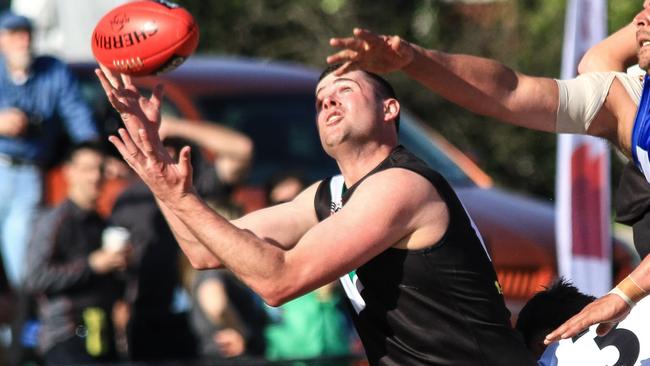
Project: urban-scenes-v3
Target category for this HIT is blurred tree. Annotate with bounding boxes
[175,0,641,199]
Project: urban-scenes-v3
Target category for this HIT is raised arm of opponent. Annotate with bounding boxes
[327,28,559,133]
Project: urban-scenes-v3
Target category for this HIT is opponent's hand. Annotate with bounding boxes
[327,28,415,76]
[544,293,631,344]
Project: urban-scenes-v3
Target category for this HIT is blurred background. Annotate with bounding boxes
[1,0,641,199]
[0,0,644,365]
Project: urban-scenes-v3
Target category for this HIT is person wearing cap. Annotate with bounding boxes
[0,10,98,365]
[0,10,98,289]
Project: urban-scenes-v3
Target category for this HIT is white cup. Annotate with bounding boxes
[102,226,130,252]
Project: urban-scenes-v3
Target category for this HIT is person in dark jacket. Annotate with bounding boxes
[24,142,127,365]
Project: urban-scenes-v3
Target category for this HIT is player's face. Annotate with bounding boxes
[635,3,650,69]
[315,70,383,150]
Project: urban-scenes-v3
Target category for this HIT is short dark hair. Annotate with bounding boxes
[63,141,105,163]
[318,63,400,132]
[515,278,596,348]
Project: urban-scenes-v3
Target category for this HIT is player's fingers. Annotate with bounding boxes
[326,49,359,66]
[99,63,123,89]
[329,36,364,50]
[595,322,616,336]
[544,320,575,344]
[178,145,193,179]
[138,129,157,159]
[117,128,141,158]
[353,28,383,46]
[121,73,134,89]
[150,84,165,109]
[108,132,141,170]
[95,68,121,101]
[333,61,356,76]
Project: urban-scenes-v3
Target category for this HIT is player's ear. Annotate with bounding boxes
[383,98,399,123]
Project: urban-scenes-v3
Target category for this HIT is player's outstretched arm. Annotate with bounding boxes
[544,259,650,344]
[328,28,560,133]
[578,22,637,74]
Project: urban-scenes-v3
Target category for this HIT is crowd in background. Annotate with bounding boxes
[0,9,357,366]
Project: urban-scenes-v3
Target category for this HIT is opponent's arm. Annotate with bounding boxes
[578,22,637,73]
[545,256,650,343]
[328,28,559,133]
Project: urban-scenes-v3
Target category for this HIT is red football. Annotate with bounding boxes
[91,0,199,76]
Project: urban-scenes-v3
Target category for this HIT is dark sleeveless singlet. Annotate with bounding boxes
[314,146,536,366]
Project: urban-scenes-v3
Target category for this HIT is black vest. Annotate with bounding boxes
[314,146,536,366]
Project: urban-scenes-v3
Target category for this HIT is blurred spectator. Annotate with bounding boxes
[108,138,197,362]
[0,10,97,288]
[189,268,269,360]
[0,10,98,364]
[262,172,353,361]
[164,118,269,360]
[11,0,128,62]
[159,115,253,210]
[265,170,307,206]
[110,118,255,361]
[24,142,126,365]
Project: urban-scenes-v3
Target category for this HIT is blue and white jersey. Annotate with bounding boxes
[539,297,650,366]
[632,75,650,185]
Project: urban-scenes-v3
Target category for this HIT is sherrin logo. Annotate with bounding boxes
[93,22,159,50]
[110,13,129,32]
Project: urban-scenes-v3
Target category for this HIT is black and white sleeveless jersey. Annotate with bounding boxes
[314,146,536,366]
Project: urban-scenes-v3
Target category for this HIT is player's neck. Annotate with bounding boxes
[335,143,394,187]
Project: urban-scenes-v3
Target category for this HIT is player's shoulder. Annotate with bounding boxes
[353,167,438,203]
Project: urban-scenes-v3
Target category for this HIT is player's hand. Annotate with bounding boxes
[96,65,195,203]
[327,28,415,76]
[544,293,632,344]
[0,108,29,137]
[95,64,164,153]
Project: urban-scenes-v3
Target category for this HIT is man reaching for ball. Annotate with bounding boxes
[95,64,536,365]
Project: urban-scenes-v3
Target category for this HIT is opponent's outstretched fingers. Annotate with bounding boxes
[334,61,356,76]
[544,313,591,344]
[595,322,617,336]
[352,28,384,47]
[329,36,364,50]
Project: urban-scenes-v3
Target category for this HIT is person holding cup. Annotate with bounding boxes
[24,142,129,365]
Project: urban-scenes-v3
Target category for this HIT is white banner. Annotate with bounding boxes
[555,0,611,297]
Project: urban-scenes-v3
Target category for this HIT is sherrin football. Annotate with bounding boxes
[91,0,199,76]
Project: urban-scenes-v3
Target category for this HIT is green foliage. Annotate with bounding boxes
[175,0,643,199]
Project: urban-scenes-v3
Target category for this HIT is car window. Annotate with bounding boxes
[195,94,339,185]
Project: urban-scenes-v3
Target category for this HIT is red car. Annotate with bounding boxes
[66,56,635,317]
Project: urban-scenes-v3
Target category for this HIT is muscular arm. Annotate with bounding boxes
[154,182,321,269]
[402,44,560,133]
[166,169,437,306]
[328,28,560,133]
[578,22,637,73]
